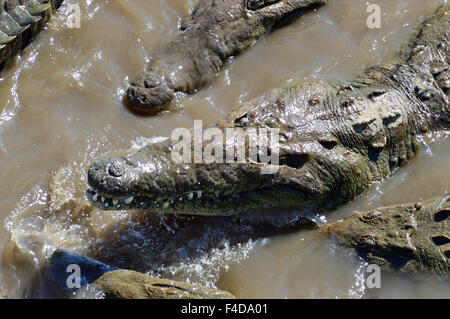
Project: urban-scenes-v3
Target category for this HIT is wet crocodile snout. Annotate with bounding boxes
[126,73,174,112]
[87,156,130,195]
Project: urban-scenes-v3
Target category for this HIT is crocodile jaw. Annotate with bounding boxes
[86,143,325,216]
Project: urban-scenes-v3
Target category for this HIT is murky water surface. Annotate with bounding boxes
[0,0,449,298]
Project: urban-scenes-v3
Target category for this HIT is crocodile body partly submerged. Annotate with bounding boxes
[88,4,450,217]
[321,195,450,276]
[6,244,234,298]
[0,0,64,71]
[125,0,328,112]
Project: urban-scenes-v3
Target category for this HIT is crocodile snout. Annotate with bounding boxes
[126,73,174,112]
[87,157,130,196]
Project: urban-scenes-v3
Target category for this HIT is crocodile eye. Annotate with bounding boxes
[247,0,264,10]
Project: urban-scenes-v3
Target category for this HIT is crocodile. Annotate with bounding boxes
[321,195,450,277]
[89,269,235,299]
[6,244,234,298]
[125,0,328,112]
[87,3,450,217]
[0,0,63,71]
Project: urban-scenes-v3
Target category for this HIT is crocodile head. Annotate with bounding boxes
[89,80,379,216]
[87,146,333,216]
[125,0,328,112]
[86,140,329,216]
[93,79,349,216]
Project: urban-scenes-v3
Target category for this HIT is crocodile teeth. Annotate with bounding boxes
[113,199,119,206]
[92,194,98,202]
[124,196,134,205]
[187,192,194,200]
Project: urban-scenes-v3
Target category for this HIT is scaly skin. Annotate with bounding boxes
[88,4,450,216]
[0,0,63,71]
[91,270,235,299]
[321,196,450,276]
[16,248,234,298]
[125,0,328,112]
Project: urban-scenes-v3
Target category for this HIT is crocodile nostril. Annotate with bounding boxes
[108,163,124,177]
[144,76,160,88]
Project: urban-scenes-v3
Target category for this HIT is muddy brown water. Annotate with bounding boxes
[0,0,449,298]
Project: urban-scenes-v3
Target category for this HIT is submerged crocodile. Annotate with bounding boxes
[87,4,449,217]
[321,195,450,277]
[3,240,234,298]
[0,0,64,71]
[125,0,328,112]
